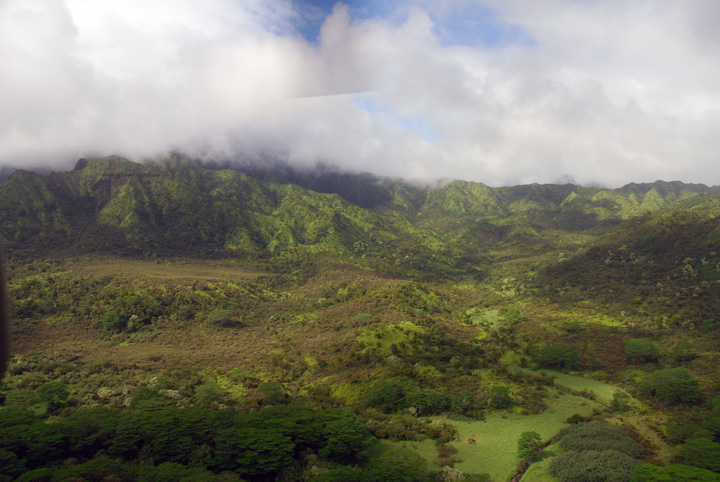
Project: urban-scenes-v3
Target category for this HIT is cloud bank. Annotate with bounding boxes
[1,0,719,187]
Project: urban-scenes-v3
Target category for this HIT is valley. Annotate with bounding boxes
[2,156,720,482]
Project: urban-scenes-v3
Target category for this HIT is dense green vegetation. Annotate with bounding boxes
[2,156,720,481]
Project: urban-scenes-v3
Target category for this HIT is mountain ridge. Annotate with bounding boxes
[2,155,719,264]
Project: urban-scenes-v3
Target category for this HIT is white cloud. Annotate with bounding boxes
[0,0,718,187]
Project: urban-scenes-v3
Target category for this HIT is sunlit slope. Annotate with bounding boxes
[0,156,435,257]
[536,204,720,325]
[1,155,718,264]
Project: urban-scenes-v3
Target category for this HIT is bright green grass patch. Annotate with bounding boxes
[512,368,622,405]
[468,308,500,325]
[564,306,625,327]
[469,308,500,341]
[303,355,318,375]
[291,313,317,325]
[330,382,368,405]
[499,350,523,366]
[215,374,249,400]
[354,313,372,322]
[520,443,562,482]
[444,390,602,482]
[356,321,427,357]
[540,370,619,405]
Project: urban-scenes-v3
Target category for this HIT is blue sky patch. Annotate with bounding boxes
[431,4,535,48]
[293,0,398,43]
[353,95,439,141]
[401,116,439,141]
[292,1,534,48]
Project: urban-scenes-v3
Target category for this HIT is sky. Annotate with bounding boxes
[1,0,719,187]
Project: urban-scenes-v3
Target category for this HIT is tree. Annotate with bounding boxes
[258,381,289,405]
[640,368,700,405]
[536,343,580,371]
[213,427,295,476]
[36,381,68,412]
[673,341,696,362]
[311,466,372,482]
[102,310,124,333]
[506,308,526,326]
[195,382,226,406]
[364,379,406,412]
[450,391,475,414]
[371,446,430,482]
[611,391,631,412]
[625,338,662,363]
[319,409,373,463]
[517,431,543,462]
[676,438,720,472]
[488,386,512,409]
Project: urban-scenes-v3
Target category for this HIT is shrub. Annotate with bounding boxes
[639,368,700,405]
[550,449,641,482]
[555,421,644,457]
[565,413,588,424]
[207,309,240,328]
[437,443,458,459]
[632,463,720,482]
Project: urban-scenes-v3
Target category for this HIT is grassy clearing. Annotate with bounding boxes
[443,390,602,481]
[519,443,562,482]
[470,308,500,325]
[539,370,619,405]
[511,368,622,405]
[67,257,264,282]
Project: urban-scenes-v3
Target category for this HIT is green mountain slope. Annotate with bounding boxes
[537,204,720,326]
[1,155,718,267]
[0,157,439,260]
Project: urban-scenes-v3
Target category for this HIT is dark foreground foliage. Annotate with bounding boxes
[549,422,644,482]
[0,403,390,482]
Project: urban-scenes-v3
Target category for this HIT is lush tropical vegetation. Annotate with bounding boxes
[2,155,720,481]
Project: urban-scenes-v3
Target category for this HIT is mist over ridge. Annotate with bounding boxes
[2,0,720,187]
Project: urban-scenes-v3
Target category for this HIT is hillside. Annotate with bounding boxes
[2,156,718,262]
[2,156,720,482]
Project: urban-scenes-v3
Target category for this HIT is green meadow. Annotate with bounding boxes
[444,390,603,481]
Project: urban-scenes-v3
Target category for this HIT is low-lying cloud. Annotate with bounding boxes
[1,0,719,187]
